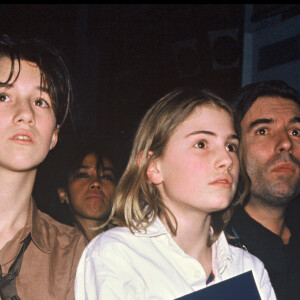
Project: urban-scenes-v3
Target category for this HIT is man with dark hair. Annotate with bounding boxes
[0,34,85,299]
[226,80,300,300]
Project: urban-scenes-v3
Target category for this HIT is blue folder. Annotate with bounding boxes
[176,271,261,300]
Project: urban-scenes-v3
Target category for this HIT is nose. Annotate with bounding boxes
[89,177,101,190]
[13,101,35,126]
[275,130,293,153]
[215,148,234,171]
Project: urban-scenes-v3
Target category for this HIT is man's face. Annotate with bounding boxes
[241,96,300,206]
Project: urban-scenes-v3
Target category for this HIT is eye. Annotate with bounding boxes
[290,128,300,137]
[256,128,268,135]
[0,93,10,102]
[194,141,206,149]
[102,174,115,182]
[74,172,89,179]
[226,144,238,152]
[34,98,50,108]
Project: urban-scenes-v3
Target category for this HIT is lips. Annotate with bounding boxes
[271,163,296,174]
[85,193,104,202]
[209,174,233,188]
[10,130,35,144]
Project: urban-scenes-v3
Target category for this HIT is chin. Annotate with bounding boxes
[269,183,299,199]
[86,210,111,221]
[211,200,231,212]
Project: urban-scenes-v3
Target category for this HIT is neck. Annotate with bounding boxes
[74,216,106,241]
[161,210,212,277]
[0,168,36,249]
[245,196,290,244]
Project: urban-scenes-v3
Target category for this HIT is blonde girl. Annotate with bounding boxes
[75,87,275,300]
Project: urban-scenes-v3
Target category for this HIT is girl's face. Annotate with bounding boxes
[149,104,239,217]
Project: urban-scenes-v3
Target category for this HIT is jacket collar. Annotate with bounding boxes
[27,198,51,254]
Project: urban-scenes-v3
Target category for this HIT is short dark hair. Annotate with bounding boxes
[233,80,300,123]
[0,34,72,125]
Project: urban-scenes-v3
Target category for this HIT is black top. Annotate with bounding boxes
[225,205,300,300]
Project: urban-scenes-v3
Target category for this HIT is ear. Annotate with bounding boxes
[137,150,144,166]
[50,125,60,150]
[146,155,163,185]
[57,188,69,204]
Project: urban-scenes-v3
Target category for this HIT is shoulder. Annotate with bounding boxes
[229,244,264,269]
[216,231,266,274]
[228,243,272,287]
[228,245,276,299]
[86,226,134,254]
[77,226,138,277]
[33,209,86,251]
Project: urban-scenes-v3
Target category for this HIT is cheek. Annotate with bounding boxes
[232,157,240,182]
[68,182,85,201]
[182,158,209,183]
[245,148,268,167]
[39,116,57,138]
[243,135,272,159]
[293,141,300,159]
[103,183,116,199]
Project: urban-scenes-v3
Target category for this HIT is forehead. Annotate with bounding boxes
[188,104,233,125]
[81,153,113,169]
[0,56,13,79]
[174,104,235,135]
[0,56,40,84]
[242,96,300,125]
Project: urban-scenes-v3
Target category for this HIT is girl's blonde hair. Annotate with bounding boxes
[107,87,248,245]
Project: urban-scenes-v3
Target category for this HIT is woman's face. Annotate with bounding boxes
[66,152,116,222]
[150,104,240,217]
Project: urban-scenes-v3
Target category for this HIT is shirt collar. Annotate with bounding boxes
[133,217,169,237]
[212,231,233,274]
[133,216,233,274]
[29,198,51,254]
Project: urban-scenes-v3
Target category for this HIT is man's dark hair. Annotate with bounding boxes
[233,80,300,123]
[0,34,72,125]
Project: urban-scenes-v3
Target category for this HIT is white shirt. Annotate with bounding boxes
[75,217,276,300]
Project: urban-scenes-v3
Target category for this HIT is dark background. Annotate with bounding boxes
[0,4,244,139]
[0,4,296,219]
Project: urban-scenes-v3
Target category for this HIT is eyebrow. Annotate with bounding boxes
[79,165,114,172]
[186,130,239,141]
[0,82,50,94]
[40,86,50,94]
[247,117,300,132]
[0,83,13,88]
[247,118,273,131]
[291,117,300,124]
